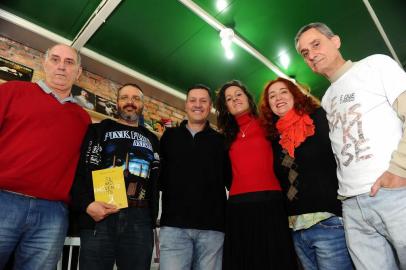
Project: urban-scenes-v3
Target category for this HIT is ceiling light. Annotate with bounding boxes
[220,28,234,44]
[216,0,228,12]
[221,38,232,49]
[220,28,235,59]
[279,50,290,69]
[179,0,293,80]
[225,49,234,60]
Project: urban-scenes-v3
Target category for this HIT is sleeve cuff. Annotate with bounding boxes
[388,162,406,178]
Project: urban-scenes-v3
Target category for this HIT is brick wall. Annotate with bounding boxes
[0,36,186,130]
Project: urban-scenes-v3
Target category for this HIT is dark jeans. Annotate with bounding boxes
[79,207,153,270]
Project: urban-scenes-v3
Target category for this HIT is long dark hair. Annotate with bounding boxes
[215,80,258,148]
[259,77,319,140]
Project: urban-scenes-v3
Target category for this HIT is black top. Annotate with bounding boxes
[272,108,342,217]
[159,120,231,232]
[71,119,160,229]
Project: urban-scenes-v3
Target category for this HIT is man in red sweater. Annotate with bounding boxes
[0,44,91,269]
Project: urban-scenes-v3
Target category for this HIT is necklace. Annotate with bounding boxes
[241,119,254,138]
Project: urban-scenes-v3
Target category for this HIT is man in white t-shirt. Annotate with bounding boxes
[295,22,406,270]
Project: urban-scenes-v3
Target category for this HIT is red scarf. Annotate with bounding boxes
[276,109,315,158]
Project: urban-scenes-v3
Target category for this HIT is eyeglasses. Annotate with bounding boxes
[118,95,142,103]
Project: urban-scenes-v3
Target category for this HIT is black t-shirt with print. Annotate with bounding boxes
[101,121,157,202]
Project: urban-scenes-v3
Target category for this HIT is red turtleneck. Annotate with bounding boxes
[229,113,281,196]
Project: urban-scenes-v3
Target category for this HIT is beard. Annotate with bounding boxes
[118,104,142,123]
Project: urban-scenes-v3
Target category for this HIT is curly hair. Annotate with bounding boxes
[215,80,258,148]
[259,77,320,140]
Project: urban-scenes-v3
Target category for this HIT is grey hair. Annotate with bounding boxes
[44,44,81,65]
[295,22,336,52]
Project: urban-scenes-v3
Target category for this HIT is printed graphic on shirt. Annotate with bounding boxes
[104,130,153,152]
[103,129,156,201]
[326,92,373,168]
[88,141,103,166]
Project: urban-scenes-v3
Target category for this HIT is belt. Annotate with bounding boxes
[128,200,149,208]
[2,190,37,199]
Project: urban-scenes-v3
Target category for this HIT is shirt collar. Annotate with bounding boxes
[181,120,211,134]
[329,60,354,83]
[186,124,198,137]
[36,80,76,104]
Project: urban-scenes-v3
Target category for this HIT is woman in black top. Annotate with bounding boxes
[259,77,353,270]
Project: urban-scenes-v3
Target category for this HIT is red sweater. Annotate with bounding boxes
[0,81,91,202]
[229,113,281,196]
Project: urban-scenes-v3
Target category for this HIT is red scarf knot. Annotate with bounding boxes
[276,109,315,158]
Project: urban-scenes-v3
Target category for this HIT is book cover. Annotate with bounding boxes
[92,167,128,209]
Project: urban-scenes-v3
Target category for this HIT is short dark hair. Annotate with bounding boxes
[186,84,212,100]
[117,83,143,99]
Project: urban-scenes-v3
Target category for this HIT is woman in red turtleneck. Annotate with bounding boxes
[215,80,297,270]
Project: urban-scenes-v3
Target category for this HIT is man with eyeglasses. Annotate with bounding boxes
[71,83,160,270]
[0,44,91,269]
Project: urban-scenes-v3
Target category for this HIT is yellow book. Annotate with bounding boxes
[92,167,128,209]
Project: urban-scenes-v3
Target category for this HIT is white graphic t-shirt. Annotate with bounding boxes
[321,54,406,196]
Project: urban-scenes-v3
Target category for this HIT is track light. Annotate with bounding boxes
[220,28,234,60]
[279,50,290,69]
[216,0,228,12]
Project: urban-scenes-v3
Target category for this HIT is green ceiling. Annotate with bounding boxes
[0,0,102,40]
[1,0,405,101]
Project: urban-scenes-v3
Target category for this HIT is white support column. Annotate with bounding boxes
[71,0,122,49]
[361,0,401,66]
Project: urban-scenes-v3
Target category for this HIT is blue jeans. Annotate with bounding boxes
[79,207,153,270]
[0,190,68,270]
[342,188,406,270]
[292,216,353,270]
[159,226,224,270]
